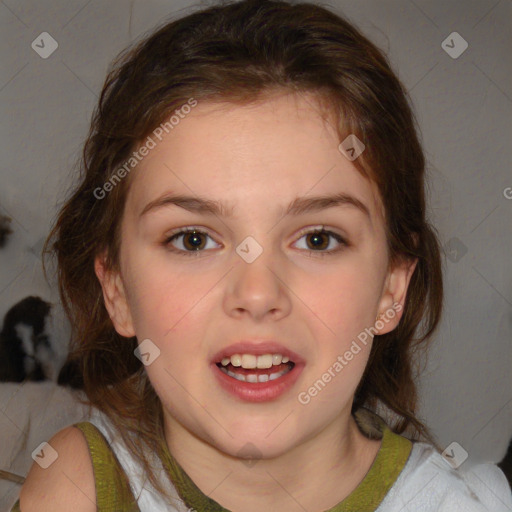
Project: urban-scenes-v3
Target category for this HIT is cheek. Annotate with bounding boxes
[125,260,219,367]
[123,254,196,331]
[301,259,382,338]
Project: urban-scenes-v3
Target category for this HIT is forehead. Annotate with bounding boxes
[124,92,384,224]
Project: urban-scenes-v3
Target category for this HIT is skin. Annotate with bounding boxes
[95,91,417,511]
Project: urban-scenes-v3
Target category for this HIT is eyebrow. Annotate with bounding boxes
[139,192,371,220]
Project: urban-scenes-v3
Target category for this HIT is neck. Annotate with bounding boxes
[163,409,382,512]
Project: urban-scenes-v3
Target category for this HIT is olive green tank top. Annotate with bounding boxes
[11,409,412,511]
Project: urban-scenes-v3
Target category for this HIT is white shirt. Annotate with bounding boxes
[88,409,512,511]
[376,441,512,511]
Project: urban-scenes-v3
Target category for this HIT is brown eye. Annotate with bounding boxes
[164,228,219,255]
[305,231,330,250]
[294,228,347,256]
[182,231,206,251]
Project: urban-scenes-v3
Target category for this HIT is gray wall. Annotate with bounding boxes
[1,0,511,465]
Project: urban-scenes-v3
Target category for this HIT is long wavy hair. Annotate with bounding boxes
[44,0,444,496]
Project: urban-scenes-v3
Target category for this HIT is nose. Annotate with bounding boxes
[223,247,292,322]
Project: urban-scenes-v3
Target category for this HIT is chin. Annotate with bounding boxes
[204,419,302,461]
[222,436,295,463]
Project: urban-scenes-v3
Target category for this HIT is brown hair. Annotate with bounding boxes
[44,0,444,496]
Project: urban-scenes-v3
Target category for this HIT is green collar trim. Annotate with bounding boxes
[327,413,412,511]
[158,409,412,512]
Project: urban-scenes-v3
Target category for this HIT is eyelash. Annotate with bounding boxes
[163,226,348,258]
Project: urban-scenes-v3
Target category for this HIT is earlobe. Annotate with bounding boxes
[94,254,135,338]
[375,257,418,335]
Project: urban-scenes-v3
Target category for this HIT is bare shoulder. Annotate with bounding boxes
[19,425,96,512]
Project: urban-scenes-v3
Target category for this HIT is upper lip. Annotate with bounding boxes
[211,340,305,364]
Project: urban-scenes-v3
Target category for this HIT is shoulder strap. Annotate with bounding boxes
[74,421,141,512]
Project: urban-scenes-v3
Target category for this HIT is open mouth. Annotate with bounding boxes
[215,353,296,383]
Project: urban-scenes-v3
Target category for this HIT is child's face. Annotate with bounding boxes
[96,92,416,459]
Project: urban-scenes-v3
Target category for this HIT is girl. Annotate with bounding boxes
[14,0,512,510]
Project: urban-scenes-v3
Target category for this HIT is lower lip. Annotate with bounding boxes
[211,362,304,402]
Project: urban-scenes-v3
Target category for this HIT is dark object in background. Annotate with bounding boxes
[0,214,12,248]
[499,438,512,488]
[57,357,84,389]
[0,296,53,382]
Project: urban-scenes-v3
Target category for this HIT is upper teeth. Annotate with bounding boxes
[220,354,290,369]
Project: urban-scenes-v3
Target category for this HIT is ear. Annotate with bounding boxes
[94,252,135,338]
[374,256,418,335]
